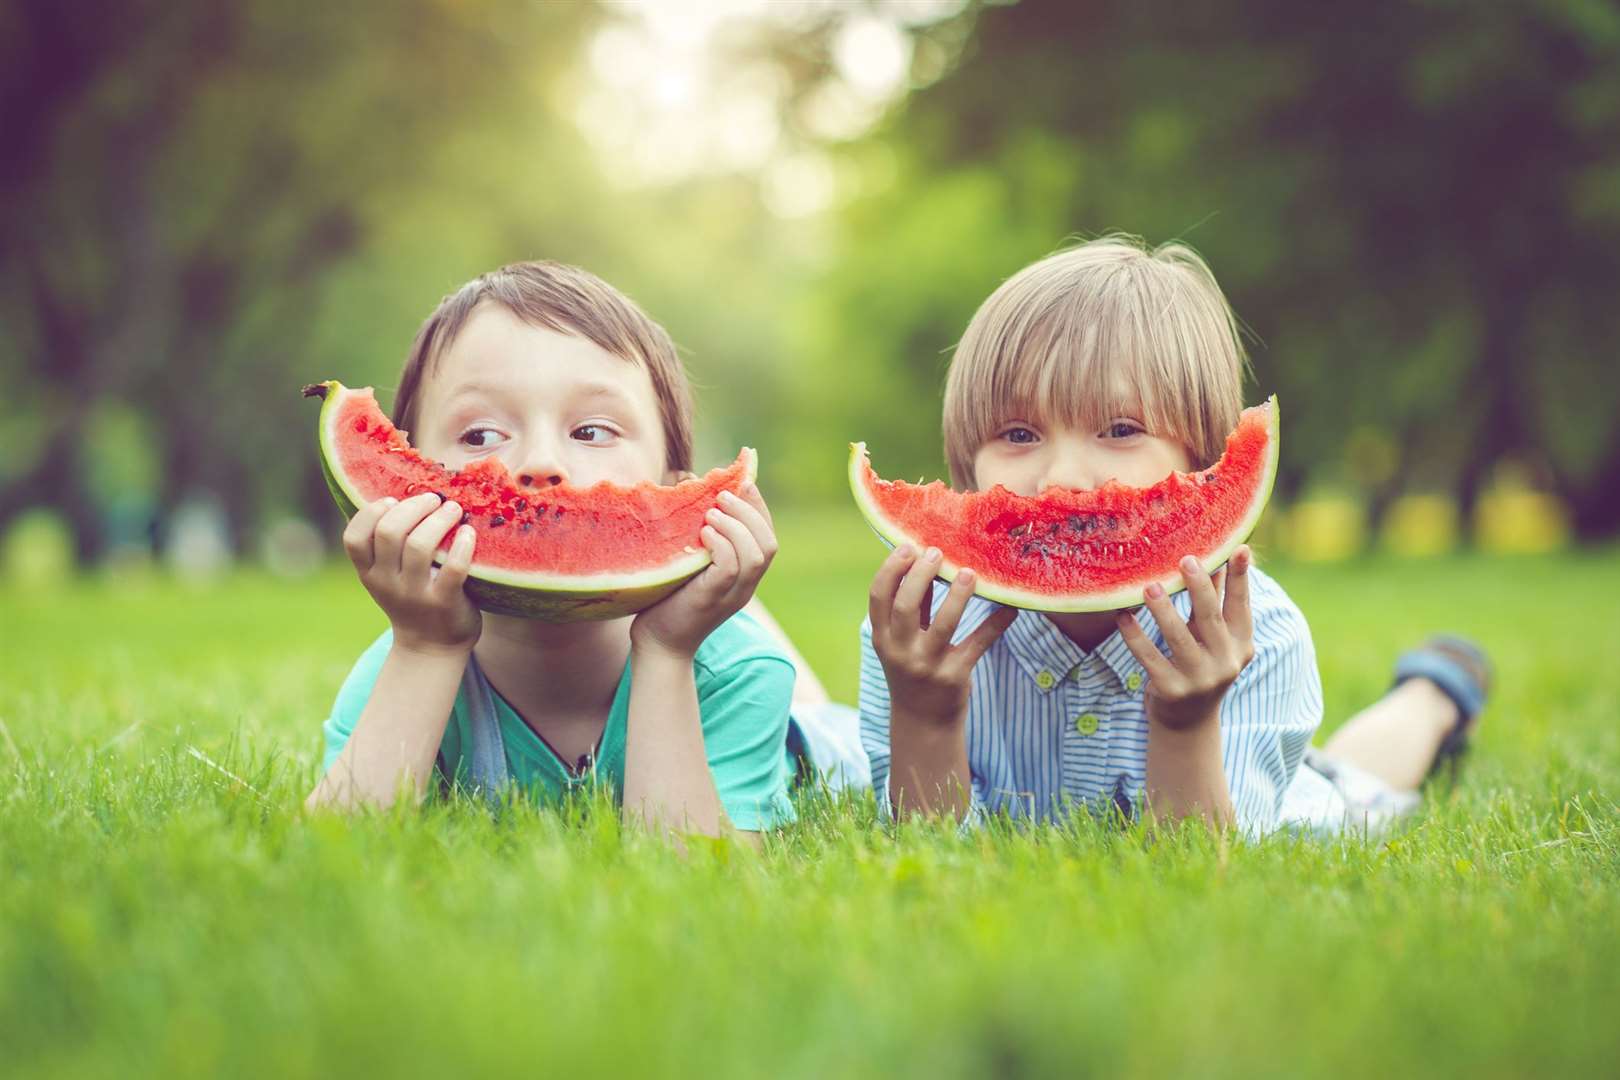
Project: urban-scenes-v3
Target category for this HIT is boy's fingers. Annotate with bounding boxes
[893,547,942,631]
[929,571,977,644]
[717,490,777,559]
[433,525,477,596]
[343,498,396,570]
[1222,546,1254,643]
[374,493,443,574]
[868,546,917,639]
[737,481,774,530]
[403,500,463,585]
[950,604,1017,674]
[706,506,764,575]
[1180,556,1226,647]
[1142,583,1199,663]
[1115,611,1179,687]
[700,524,739,583]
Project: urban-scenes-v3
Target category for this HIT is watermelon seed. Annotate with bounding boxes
[460,513,471,527]
[513,498,527,512]
[518,521,532,533]
[490,515,506,528]
[1009,523,1029,538]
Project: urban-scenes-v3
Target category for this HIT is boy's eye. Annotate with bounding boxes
[1001,426,1038,445]
[571,424,617,444]
[460,427,507,449]
[1104,421,1144,439]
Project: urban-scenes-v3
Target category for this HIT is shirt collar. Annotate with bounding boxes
[999,605,1151,691]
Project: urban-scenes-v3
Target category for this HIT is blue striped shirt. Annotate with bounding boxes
[858,565,1323,833]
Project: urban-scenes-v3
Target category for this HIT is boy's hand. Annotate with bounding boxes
[870,545,1016,725]
[344,493,481,657]
[631,483,777,661]
[1115,545,1255,731]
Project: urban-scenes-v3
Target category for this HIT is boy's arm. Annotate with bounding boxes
[306,641,467,811]
[866,546,1014,822]
[624,484,778,847]
[307,492,481,812]
[1118,546,1272,830]
[622,643,737,843]
[1121,544,1321,835]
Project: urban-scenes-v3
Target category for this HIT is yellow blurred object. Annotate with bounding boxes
[1475,488,1570,554]
[1284,493,1366,562]
[1381,494,1460,557]
[0,510,75,588]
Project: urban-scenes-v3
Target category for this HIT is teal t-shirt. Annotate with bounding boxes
[321,611,797,830]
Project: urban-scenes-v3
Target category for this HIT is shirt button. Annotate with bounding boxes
[1125,672,1143,693]
[1035,670,1056,691]
[1075,712,1100,736]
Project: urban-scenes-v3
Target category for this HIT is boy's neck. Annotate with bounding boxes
[472,614,631,713]
[1044,610,1120,654]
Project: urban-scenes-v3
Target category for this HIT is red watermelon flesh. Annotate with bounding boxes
[305,381,755,621]
[849,397,1279,612]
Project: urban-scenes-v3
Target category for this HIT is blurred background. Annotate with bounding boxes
[4,0,1619,586]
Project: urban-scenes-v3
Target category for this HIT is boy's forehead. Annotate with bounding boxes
[422,307,656,413]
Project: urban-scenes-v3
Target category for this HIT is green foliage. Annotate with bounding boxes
[7,0,1620,569]
[798,0,1620,533]
[1,521,1619,1077]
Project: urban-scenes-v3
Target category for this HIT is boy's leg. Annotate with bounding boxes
[1319,637,1492,793]
[1319,679,1457,793]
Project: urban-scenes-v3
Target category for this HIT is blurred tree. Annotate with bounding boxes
[0,0,599,560]
[798,0,1620,537]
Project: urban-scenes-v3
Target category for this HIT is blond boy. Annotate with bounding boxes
[860,237,1489,833]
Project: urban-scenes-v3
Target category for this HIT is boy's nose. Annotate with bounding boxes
[1040,450,1106,493]
[513,442,569,488]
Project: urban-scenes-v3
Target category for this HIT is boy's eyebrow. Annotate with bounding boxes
[571,382,636,403]
[441,380,637,408]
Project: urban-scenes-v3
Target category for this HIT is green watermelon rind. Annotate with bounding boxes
[309,381,753,621]
[847,396,1280,614]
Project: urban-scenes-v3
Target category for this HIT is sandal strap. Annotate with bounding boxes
[1393,640,1488,728]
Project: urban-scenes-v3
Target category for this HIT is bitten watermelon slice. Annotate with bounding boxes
[305,381,755,622]
[849,397,1279,612]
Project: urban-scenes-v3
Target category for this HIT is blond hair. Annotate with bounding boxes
[392,261,695,472]
[942,235,1247,489]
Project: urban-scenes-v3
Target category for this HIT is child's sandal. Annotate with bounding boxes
[1391,635,1492,780]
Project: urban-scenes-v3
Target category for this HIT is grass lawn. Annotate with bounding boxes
[2,505,1617,1078]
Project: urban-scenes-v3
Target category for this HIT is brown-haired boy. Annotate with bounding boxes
[306,261,796,845]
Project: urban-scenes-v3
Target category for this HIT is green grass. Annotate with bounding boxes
[2,507,1618,1078]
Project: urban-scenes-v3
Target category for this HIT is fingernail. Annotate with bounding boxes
[896,543,914,558]
[383,497,398,508]
[924,547,941,563]
[719,490,740,504]
[1145,583,1164,600]
[1181,556,1200,573]
[706,508,723,521]
[958,569,975,585]
[444,501,460,514]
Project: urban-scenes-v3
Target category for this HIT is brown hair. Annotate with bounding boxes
[942,235,1248,489]
[392,261,694,472]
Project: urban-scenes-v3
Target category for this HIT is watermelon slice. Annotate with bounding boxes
[849,396,1279,613]
[304,381,755,622]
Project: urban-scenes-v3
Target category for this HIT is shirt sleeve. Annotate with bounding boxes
[320,631,396,774]
[859,615,989,827]
[1219,579,1324,835]
[696,654,798,831]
